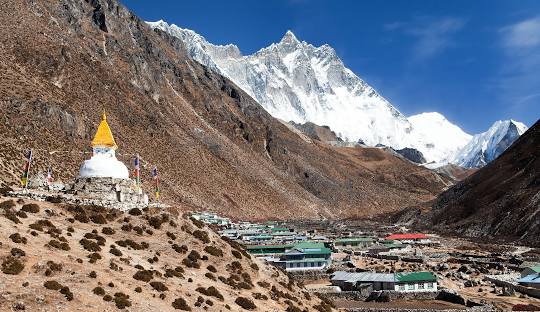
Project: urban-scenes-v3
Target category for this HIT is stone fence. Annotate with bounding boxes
[287,270,330,281]
[484,275,540,299]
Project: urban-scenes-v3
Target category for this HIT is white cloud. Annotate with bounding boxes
[501,16,540,48]
[385,17,466,62]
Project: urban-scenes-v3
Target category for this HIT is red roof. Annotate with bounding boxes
[385,233,428,240]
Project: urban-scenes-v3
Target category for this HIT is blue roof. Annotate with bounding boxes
[518,274,540,284]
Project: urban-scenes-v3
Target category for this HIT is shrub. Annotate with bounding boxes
[257,281,270,288]
[150,281,168,292]
[16,210,27,218]
[79,239,101,252]
[250,263,259,271]
[134,286,142,293]
[253,293,268,300]
[166,231,176,240]
[196,286,224,300]
[192,230,210,243]
[11,248,26,257]
[44,280,63,290]
[235,297,256,310]
[93,286,105,296]
[204,246,223,257]
[110,248,122,257]
[133,270,153,282]
[103,294,112,301]
[89,271,97,278]
[128,208,142,216]
[9,233,27,244]
[48,239,70,251]
[164,268,183,278]
[113,292,131,309]
[21,203,39,213]
[102,227,115,235]
[2,257,24,275]
[60,286,74,301]
[46,261,62,272]
[87,253,102,263]
[172,244,188,254]
[190,217,205,228]
[115,239,148,250]
[207,265,217,273]
[172,297,191,310]
[0,199,16,210]
[83,233,106,245]
[232,250,242,259]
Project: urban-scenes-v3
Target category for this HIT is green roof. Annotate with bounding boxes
[395,272,437,282]
[246,244,292,250]
[335,237,373,243]
[294,242,326,249]
[282,258,329,263]
[529,266,540,273]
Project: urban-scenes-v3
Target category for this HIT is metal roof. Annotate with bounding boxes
[331,271,394,283]
[518,274,540,284]
[385,233,428,240]
[395,272,437,282]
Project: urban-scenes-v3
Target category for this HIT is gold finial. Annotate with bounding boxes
[91,112,118,149]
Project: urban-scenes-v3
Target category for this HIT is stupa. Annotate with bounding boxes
[70,112,148,210]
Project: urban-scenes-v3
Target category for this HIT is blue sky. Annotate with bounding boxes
[121,0,540,133]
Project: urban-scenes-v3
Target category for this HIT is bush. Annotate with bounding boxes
[103,294,112,301]
[0,199,16,210]
[172,297,192,310]
[9,233,27,244]
[89,271,97,278]
[250,263,259,271]
[110,248,122,257]
[192,230,210,243]
[232,250,242,259]
[60,286,74,301]
[2,257,24,275]
[204,246,223,257]
[93,286,105,296]
[172,244,188,254]
[11,248,26,257]
[87,253,102,263]
[190,217,205,229]
[128,208,142,216]
[235,297,256,310]
[207,265,217,273]
[21,203,40,213]
[113,292,131,309]
[134,286,142,293]
[150,281,168,292]
[133,270,153,282]
[164,268,183,278]
[115,239,148,250]
[196,286,223,300]
[48,239,70,251]
[166,231,177,240]
[44,280,63,290]
[257,281,270,288]
[16,210,27,218]
[102,227,115,235]
[79,239,101,252]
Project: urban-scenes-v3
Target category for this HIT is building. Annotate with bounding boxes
[246,244,292,256]
[384,234,431,244]
[333,237,374,248]
[331,271,438,292]
[331,271,395,291]
[518,274,540,289]
[521,266,540,278]
[70,113,147,210]
[270,242,332,272]
[191,212,231,226]
[394,272,437,292]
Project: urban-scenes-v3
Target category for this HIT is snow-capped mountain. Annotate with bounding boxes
[147,20,482,164]
[451,120,528,168]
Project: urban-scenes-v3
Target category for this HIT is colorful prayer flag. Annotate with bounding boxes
[152,167,160,201]
[134,154,141,192]
[21,149,33,188]
[47,164,53,185]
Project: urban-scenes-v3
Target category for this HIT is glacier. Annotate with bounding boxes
[147,20,526,167]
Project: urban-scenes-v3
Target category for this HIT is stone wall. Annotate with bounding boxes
[485,276,540,299]
[287,270,330,281]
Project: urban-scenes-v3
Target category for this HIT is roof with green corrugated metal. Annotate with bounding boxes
[395,272,437,282]
[334,237,373,243]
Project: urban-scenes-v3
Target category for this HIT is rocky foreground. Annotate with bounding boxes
[0,196,333,311]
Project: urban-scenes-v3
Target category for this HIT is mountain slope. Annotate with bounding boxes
[431,119,540,246]
[0,197,331,311]
[451,120,528,168]
[0,0,451,220]
[147,21,472,164]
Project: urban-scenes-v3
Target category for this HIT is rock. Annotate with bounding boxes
[395,147,426,164]
[502,286,515,296]
[436,289,466,305]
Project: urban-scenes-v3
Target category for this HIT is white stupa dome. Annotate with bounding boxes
[79,112,130,180]
[79,152,129,179]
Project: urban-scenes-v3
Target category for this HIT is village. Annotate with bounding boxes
[4,112,540,311]
[192,211,540,311]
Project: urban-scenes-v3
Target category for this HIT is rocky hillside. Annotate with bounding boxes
[404,120,540,246]
[0,0,451,220]
[0,196,333,311]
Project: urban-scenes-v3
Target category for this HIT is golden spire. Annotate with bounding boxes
[91,111,118,149]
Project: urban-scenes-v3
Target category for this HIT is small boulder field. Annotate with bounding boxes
[0,196,334,311]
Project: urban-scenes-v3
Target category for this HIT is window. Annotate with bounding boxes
[427,283,434,289]
[418,283,425,290]
[399,284,405,291]
[407,284,415,290]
